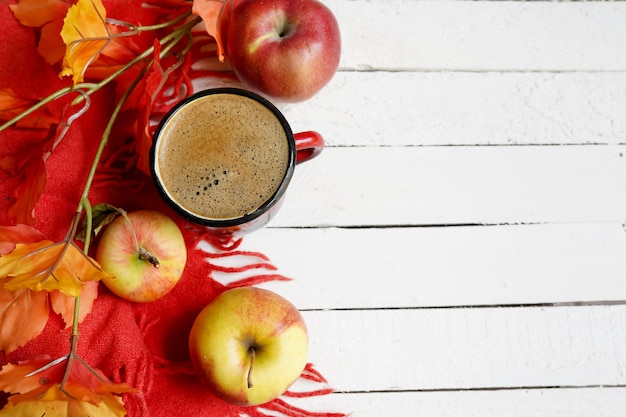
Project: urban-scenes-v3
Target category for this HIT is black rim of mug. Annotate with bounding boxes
[149,87,297,228]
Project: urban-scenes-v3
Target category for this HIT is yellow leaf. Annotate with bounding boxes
[0,392,128,417]
[0,400,69,417]
[59,0,109,84]
[0,240,113,297]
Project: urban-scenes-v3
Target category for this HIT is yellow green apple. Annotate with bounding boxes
[189,287,309,406]
[95,210,187,303]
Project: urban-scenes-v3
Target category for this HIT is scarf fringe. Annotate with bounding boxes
[207,261,277,274]
[246,363,347,417]
[256,397,347,417]
[192,232,295,288]
[203,249,271,261]
[300,363,329,384]
[223,274,291,288]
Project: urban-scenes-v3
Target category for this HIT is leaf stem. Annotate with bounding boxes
[81,197,94,254]
[108,9,193,33]
[71,14,201,105]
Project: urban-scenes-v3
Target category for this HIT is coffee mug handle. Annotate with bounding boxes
[294,131,325,164]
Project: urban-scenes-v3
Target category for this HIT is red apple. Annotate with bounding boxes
[95,210,187,303]
[221,0,341,102]
[189,287,309,406]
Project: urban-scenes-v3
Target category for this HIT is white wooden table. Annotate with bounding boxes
[211,1,626,415]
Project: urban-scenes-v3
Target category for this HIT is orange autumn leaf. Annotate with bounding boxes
[0,286,49,353]
[0,226,101,351]
[0,388,128,417]
[60,0,109,84]
[0,283,98,352]
[9,0,72,27]
[39,17,68,65]
[0,226,47,352]
[0,88,58,129]
[50,280,99,328]
[9,0,73,65]
[192,0,230,61]
[84,22,145,81]
[0,240,113,297]
[0,144,49,226]
[0,355,134,417]
[133,42,164,176]
[0,224,45,255]
[0,396,126,417]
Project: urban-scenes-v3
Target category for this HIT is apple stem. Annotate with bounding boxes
[247,347,255,389]
[117,209,161,268]
[138,247,161,268]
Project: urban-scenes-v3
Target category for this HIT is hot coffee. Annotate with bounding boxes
[153,92,291,221]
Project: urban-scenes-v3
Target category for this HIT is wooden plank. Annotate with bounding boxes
[267,146,626,227]
[209,223,626,309]
[282,71,626,147]
[298,306,626,392]
[328,0,626,71]
[284,388,626,417]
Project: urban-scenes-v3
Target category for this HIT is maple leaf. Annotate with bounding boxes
[0,355,135,417]
[192,0,230,61]
[60,0,109,84]
[0,239,112,297]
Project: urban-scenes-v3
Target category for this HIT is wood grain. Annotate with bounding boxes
[328,0,626,71]
[218,223,626,309]
[268,145,626,227]
[197,1,626,415]
[286,388,626,417]
[300,306,626,392]
[282,72,626,147]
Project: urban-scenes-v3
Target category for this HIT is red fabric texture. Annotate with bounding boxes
[0,3,343,416]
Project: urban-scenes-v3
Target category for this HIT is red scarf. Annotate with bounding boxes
[0,3,344,416]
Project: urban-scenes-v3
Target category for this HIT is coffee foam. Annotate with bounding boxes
[155,93,290,220]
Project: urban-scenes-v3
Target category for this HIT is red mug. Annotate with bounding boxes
[150,88,323,239]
